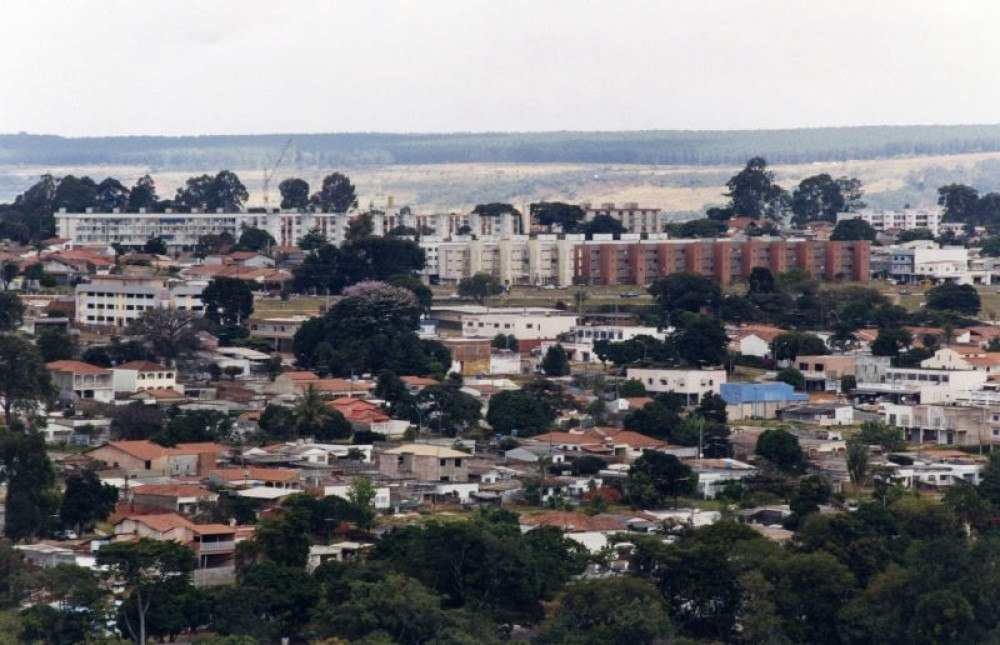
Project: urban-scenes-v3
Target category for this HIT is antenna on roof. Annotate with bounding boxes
[262,138,294,209]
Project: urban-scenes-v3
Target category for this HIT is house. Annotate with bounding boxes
[307,542,373,572]
[86,440,203,477]
[920,347,1000,374]
[207,466,303,489]
[720,382,809,420]
[111,513,245,575]
[729,324,786,359]
[779,403,854,426]
[882,402,1000,446]
[328,397,409,438]
[324,481,392,509]
[625,367,726,404]
[47,360,114,403]
[379,444,470,482]
[855,360,988,404]
[793,355,856,392]
[248,315,310,353]
[129,483,219,514]
[687,458,757,498]
[527,427,673,462]
[112,360,179,394]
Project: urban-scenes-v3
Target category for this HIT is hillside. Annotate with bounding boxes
[6,124,1000,168]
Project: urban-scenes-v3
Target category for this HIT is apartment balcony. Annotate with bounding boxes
[197,540,235,554]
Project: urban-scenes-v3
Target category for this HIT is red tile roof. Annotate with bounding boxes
[116,360,168,371]
[47,360,111,375]
[132,484,215,499]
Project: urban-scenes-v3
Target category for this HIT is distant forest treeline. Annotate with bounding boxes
[7,125,1000,168]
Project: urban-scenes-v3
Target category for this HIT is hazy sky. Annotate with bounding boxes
[3,0,999,136]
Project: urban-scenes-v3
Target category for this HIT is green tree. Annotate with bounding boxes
[59,468,118,535]
[926,282,981,315]
[541,344,570,376]
[346,212,375,241]
[110,403,165,441]
[871,327,913,357]
[846,439,869,486]
[142,236,167,255]
[627,451,695,507]
[96,539,196,645]
[725,157,788,220]
[311,172,357,212]
[257,403,296,440]
[296,229,327,252]
[581,214,627,236]
[755,427,805,472]
[978,452,1000,508]
[94,177,130,211]
[790,173,864,225]
[775,366,805,390]
[770,331,828,361]
[763,551,856,644]
[536,577,672,645]
[0,335,54,426]
[674,313,728,365]
[486,389,553,436]
[0,292,24,331]
[126,175,159,212]
[457,272,503,305]
[938,183,980,221]
[531,202,585,232]
[648,272,722,322]
[174,170,248,212]
[417,381,482,436]
[202,276,254,327]
[618,378,647,397]
[831,217,877,241]
[235,226,275,252]
[896,228,936,243]
[126,309,199,365]
[278,177,310,209]
[35,326,77,362]
[622,400,681,441]
[389,274,433,314]
[348,476,378,530]
[856,420,905,451]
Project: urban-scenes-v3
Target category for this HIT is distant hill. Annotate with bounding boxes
[6,125,1000,168]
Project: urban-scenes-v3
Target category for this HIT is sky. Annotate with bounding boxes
[2,0,999,137]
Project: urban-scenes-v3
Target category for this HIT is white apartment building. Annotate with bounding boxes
[856,364,988,403]
[558,325,669,363]
[75,275,208,327]
[582,202,664,234]
[55,209,400,251]
[626,367,727,404]
[838,207,943,236]
[434,235,577,286]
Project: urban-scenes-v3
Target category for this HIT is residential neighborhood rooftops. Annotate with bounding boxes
[46,360,110,375]
[383,444,468,458]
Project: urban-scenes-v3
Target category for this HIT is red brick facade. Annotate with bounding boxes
[572,239,870,286]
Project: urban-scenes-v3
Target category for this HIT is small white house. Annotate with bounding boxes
[626,367,726,404]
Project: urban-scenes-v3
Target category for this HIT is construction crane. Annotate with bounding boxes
[261,137,294,209]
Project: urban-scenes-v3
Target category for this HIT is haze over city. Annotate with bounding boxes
[4,0,1000,136]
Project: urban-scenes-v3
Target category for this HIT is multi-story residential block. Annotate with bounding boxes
[55,208,399,250]
[882,402,1000,446]
[836,207,943,236]
[434,235,576,286]
[431,305,578,340]
[75,275,207,327]
[573,237,870,286]
[582,202,663,234]
[625,367,727,404]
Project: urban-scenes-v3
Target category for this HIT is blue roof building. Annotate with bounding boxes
[721,382,809,420]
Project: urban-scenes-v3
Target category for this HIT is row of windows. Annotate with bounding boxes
[85,292,156,298]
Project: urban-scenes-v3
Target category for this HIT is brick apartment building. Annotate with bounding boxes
[573,238,870,286]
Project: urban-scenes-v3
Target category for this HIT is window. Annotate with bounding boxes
[440,459,447,466]
[455,458,462,467]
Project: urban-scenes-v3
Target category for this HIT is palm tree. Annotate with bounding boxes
[294,384,331,436]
